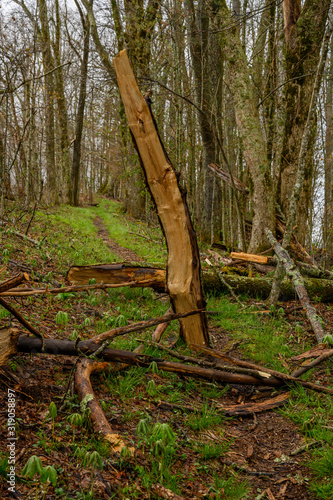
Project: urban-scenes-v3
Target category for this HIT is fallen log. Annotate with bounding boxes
[67,264,166,293]
[156,392,290,416]
[191,344,333,395]
[75,358,133,453]
[0,273,29,293]
[230,252,333,281]
[67,264,333,302]
[266,229,325,343]
[114,49,209,346]
[230,252,268,264]
[216,392,291,416]
[15,336,333,394]
[16,336,283,387]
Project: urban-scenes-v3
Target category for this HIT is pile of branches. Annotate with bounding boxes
[1,272,333,454]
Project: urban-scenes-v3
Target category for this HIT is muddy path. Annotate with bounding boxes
[93,216,144,262]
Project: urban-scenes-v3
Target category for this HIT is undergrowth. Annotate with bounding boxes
[0,198,332,499]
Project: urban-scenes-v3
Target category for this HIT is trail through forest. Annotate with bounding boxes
[93,215,143,262]
[0,201,332,499]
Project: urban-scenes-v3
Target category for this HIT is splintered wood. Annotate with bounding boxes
[113,49,209,347]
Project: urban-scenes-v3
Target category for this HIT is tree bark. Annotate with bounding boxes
[70,2,90,206]
[113,50,209,347]
[218,0,275,252]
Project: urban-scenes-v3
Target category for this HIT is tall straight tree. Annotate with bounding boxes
[70,0,90,207]
[217,0,275,252]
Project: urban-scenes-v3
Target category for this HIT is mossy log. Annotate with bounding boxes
[67,264,333,302]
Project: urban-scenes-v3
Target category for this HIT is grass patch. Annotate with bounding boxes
[91,198,167,264]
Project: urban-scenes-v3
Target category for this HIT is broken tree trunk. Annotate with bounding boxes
[113,49,209,347]
[67,263,333,303]
[0,328,20,366]
[67,264,166,292]
[266,229,325,343]
[230,252,333,280]
[230,252,269,264]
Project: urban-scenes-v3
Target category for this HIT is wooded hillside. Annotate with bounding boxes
[1,0,333,257]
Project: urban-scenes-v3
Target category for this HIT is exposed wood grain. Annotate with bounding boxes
[113,49,209,346]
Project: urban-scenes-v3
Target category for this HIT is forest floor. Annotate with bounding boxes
[0,198,333,500]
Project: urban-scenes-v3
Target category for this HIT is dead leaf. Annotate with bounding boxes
[278,354,289,370]
[279,482,288,496]
[266,488,277,500]
[247,445,254,458]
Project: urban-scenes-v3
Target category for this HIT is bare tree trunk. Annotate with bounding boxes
[114,50,209,346]
[324,36,333,262]
[54,0,70,203]
[70,1,90,206]
[184,0,217,241]
[279,0,331,244]
[38,0,57,204]
[218,0,275,252]
[269,8,333,304]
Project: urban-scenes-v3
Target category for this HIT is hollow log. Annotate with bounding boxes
[0,328,20,367]
[113,49,209,347]
[67,264,333,302]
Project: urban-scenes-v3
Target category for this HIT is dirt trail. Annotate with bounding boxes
[93,216,143,262]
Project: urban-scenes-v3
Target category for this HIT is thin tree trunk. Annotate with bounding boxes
[70,2,90,206]
[269,9,333,304]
